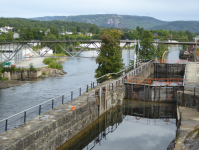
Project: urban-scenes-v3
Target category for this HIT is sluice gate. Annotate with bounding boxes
[125,83,183,102]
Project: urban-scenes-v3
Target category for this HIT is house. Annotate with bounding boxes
[39,47,53,55]
[128,30,134,34]
[153,33,158,37]
[13,33,19,39]
[59,31,65,35]
[77,32,82,35]
[87,32,92,36]
[0,27,8,33]
[5,26,14,31]
[65,31,72,35]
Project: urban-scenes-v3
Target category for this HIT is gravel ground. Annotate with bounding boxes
[15,57,48,68]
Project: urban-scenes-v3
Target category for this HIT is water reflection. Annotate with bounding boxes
[58,101,176,150]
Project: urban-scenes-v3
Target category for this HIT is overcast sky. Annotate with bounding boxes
[1,0,198,21]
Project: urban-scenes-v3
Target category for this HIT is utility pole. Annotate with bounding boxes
[195,37,197,62]
[170,26,172,41]
[62,26,64,40]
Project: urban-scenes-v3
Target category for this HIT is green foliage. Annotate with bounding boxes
[42,71,46,75]
[157,44,168,59]
[140,30,156,60]
[43,58,63,70]
[95,29,124,78]
[29,63,36,71]
[7,30,14,40]
[182,45,189,51]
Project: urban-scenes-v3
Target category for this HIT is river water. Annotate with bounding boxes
[0,46,182,148]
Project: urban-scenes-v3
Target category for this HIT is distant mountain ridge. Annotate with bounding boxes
[31,14,166,29]
[30,14,199,32]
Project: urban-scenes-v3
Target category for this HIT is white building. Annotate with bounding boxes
[87,33,92,36]
[0,27,8,33]
[65,31,72,35]
[13,33,19,39]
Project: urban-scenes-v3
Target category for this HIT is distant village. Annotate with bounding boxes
[0,26,93,39]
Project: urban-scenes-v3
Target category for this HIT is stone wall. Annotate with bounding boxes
[177,91,199,109]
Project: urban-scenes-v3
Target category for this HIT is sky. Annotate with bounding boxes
[0,0,198,21]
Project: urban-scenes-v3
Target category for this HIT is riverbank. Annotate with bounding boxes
[0,57,68,89]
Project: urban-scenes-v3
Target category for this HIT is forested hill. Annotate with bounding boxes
[0,18,99,32]
[31,14,199,32]
[147,21,199,33]
[31,14,166,29]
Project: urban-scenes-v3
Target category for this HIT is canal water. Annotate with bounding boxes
[58,101,176,150]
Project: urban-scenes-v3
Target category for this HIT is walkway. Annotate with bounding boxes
[175,107,199,150]
[184,62,199,91]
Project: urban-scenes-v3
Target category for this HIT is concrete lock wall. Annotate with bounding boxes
[177,91,199,109]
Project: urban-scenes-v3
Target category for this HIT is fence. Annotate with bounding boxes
[0,60,153,133]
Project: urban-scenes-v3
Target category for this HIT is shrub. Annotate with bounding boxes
[43,58,63,70]
[42,71,46,75]
[29,63,36,71]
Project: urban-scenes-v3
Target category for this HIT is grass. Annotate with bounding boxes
[42,71,46,75]
[43,58,63,70]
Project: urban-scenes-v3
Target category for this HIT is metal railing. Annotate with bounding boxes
[0,60,153,133]
[183,58,188,86]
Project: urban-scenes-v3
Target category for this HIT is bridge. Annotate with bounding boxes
[0,40,198,64]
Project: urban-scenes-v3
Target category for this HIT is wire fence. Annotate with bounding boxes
[0,60,153,133]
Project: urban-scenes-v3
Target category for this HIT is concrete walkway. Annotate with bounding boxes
[175,107,199,150]
[185,62,199,89]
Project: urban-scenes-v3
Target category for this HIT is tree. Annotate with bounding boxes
[140,30,156,60]
[7,30,14,40]
[76,25,81,32]
[95,29,124,79]
[50,26,59,38]
[90,26,95,34]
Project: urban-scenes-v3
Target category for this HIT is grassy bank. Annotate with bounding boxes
[43,58,63,70]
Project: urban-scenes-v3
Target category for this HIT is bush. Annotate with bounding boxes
[29,63,36,71]
[42,71,46,75]
[43,58,63,70]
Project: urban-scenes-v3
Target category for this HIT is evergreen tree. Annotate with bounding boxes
[95,29,124,78]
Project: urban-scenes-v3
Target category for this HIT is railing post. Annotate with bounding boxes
[91,82,92,89]
[112,83,113,90]
[24,111,26,123]
[93,82,94,88]
[52,100,54,109]
[71,91,73,100]
[79,88,81,96]
[39,105,41,115]
[116,81,117,87]
[194,87,196,98]
[5,119,7,131]
[62,95,64,104]
[87,84,88,92]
